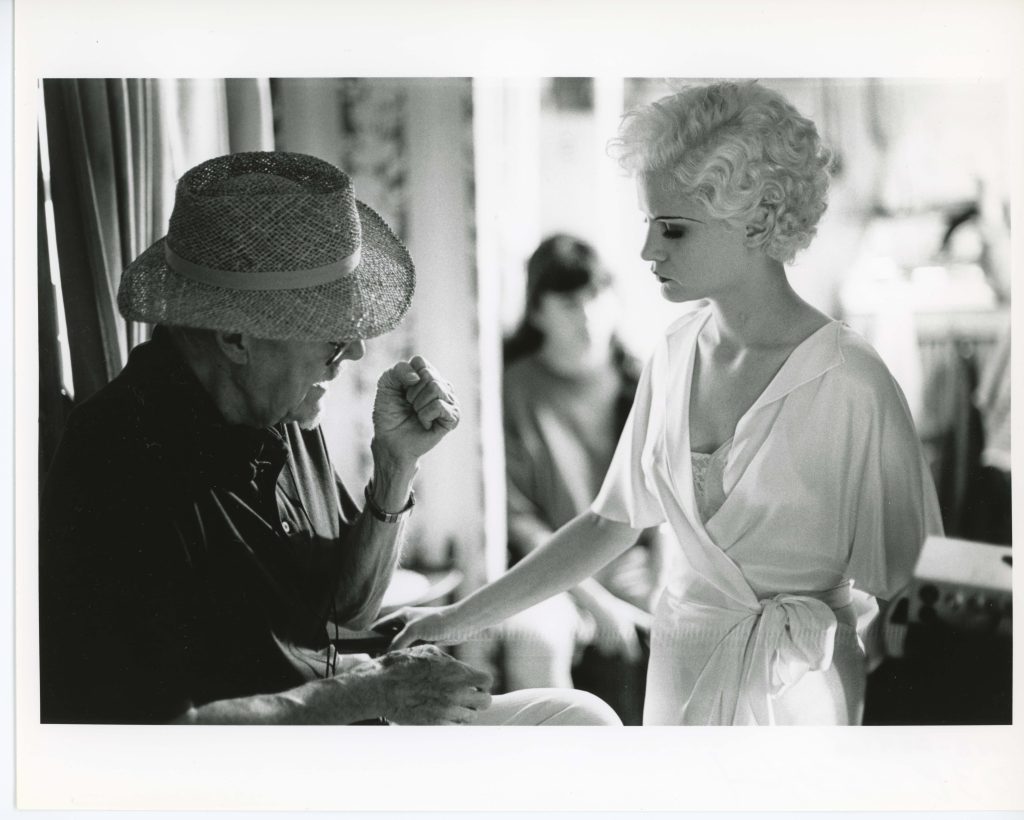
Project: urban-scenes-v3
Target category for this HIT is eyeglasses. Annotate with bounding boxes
[325,341,349,368]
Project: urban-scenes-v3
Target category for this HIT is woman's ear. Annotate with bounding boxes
[214,331,250,364]
[744,203,776,244]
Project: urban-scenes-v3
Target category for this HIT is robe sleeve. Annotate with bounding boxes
[845,346,944,600]
[591,349,666,529]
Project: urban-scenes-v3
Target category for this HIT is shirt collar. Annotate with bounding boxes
[119,327,288,489]
[748,320,844,412]
[681,308,845,414]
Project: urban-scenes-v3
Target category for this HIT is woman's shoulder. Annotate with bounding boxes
[504,352,540,381]
[502,354,547,400]
[829,323,906,406]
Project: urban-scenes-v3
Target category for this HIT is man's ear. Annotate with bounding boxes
[214,331,250,365]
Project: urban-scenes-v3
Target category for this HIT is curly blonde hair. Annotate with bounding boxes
[611,81,832,263]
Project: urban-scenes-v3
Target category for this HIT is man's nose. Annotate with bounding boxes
[343,340,366,362]
[326,340,367,379]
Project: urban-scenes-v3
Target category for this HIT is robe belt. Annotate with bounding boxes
[677,581,852,725]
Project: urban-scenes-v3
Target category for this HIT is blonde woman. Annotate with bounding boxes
[388,82,942,725]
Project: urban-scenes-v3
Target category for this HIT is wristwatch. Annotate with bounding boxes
[364,480,416,523]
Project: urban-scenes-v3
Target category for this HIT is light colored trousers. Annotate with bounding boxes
[474,688,621,726]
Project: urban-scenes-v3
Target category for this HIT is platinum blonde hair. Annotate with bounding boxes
[611,81,832,263]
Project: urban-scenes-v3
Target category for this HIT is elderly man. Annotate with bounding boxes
[39,151,619,726]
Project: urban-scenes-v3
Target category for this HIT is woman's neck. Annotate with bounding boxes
[705,260,826,351]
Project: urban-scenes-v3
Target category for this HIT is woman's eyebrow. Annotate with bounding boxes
[654,214,705,224]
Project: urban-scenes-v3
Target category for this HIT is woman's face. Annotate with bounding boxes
[636,174,752,303]
[532,285,617,362]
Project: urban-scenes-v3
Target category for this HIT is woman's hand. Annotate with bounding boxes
[374,604,476,651]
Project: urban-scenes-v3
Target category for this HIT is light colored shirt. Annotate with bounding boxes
[592,305,943,725]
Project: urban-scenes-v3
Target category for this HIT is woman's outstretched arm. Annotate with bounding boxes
[387,511,641,649]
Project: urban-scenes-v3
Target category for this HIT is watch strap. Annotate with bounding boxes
[364,480,415,523]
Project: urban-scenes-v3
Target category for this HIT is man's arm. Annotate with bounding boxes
[173,645,491,725]
[332,355,460,629]
[331,442,416,628]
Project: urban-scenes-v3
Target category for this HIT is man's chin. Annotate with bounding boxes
[283,394,326,429]
[294,413,323,431]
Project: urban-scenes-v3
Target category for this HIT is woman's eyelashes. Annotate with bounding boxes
[652,219,685,240]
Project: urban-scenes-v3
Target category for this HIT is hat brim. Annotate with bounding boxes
[117,201,415,342]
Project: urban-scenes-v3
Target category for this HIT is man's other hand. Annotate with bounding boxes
[372,355,460,463]
[376,645,491,725]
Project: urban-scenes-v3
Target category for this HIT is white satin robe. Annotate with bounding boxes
[591,306,943,725]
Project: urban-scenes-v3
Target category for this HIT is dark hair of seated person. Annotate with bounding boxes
[503,233,641,433]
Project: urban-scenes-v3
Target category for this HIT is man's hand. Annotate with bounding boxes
[375,645,492,725]
[372,355,460,465]
[172,645,491,726]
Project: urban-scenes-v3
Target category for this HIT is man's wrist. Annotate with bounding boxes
[369,438,419,511]
[364,480,415,523]
[326,658,389,721]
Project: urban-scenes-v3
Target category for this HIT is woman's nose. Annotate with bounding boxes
[640,228,663,263]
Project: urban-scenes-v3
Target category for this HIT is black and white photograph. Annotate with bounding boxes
[10,0,1024,813]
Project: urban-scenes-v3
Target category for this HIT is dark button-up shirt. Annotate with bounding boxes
[39,328,362,723]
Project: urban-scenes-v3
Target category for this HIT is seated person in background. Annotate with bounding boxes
[500,234,664,722]
[38,151,620,727]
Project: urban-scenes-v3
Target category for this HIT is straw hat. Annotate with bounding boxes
[117,151,415,341]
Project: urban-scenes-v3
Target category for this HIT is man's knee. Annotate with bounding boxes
[477,688,622,726]
[501,596,580,657]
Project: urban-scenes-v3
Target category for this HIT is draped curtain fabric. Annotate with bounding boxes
[38,78,274,482]
[37,150,72,487]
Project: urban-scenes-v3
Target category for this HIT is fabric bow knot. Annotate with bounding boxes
[758,594,837,697]
[678,592,840,725]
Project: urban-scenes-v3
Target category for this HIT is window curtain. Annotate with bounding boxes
[38,78,273,481]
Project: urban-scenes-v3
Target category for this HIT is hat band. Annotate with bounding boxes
[164,243,362,291]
